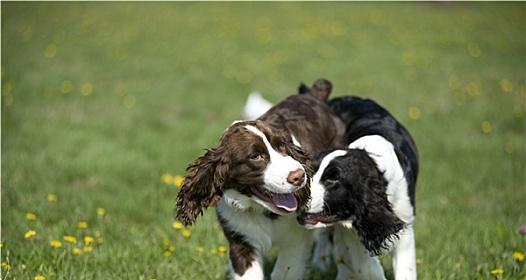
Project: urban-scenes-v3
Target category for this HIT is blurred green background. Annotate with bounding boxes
[1,2,525,279]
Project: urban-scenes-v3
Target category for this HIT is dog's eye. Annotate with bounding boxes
[324,178,338,187]
[250,153,264,161]
[322,168,339,183]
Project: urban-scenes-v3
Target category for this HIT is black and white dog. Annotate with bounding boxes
[297,94,419,280]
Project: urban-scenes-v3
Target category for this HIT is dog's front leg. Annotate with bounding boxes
[270,227,314,280]
[391,224,417,280]
[228,245,264,280]
[335,226,386,280]
[311,228,333,271]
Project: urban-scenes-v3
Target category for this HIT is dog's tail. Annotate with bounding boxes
[243,91,273,120]
[297,79,333,101]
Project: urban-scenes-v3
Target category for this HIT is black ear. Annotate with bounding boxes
[351,164,405,255]
[298,83,310,94]
[175,148,228,226]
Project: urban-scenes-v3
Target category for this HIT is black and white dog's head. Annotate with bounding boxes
[298,148,405,255]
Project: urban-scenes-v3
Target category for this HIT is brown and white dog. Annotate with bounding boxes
[176,79,345,280]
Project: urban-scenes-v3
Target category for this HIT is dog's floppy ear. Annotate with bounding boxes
[175,148,228,226]
[352,182,405,255]
[349,155,405,255]
[310,79,332,101]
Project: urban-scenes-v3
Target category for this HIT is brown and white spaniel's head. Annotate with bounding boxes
[176,120,312,226]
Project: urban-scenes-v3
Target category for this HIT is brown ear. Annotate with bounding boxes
[310,79,332,101]
[175,148,228,226]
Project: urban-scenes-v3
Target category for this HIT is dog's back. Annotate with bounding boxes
[328,96,419,207]
[259,79,345,155]
[260,94,345,155]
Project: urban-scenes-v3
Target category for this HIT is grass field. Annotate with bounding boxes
[1,2,525,280]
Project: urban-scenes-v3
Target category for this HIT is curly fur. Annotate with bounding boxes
[175,147,228,226]
[346,149,406,255]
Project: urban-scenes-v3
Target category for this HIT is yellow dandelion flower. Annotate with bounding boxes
[96,208,106,217]
[172,222,184,230]
[64,235,77,244]
[80,82,93,96]
[50,240,62,248]
[163,250,172,257]
[161,173,174,185]
[500,79,513,93]
[47,194,58,202]
[235,70,252,84]
[166,245,175,252]
[465,81,480,96]
[455,260,462,270]
[466,42,481,58]
[44,43,57,58]
[78,221,88,229]
[181,228,191,238]
[34,275,46,280]
[3,81,13,95]
[505,142,513,154]
[218,245,227,254]
[481,121,492,134]
[490,268,504,277]
[1,261,11,271]
[26,212,37,221]
[24,230,36,239]
[72,247,82,255]
[408,106,421,120]
[83,246,93,253]
[60,80,73,94]
[174,175,185,187]
[123,95,136,109]
[513,251,525,262]
[84,236,94,246]
[196,246,204,253]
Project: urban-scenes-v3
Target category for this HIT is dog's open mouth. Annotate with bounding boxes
[252,186,297,213]
[298,213,339,225]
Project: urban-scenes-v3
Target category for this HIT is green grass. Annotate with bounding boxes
[1,2,525,279]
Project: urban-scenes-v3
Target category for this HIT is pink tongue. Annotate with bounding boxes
[271,193,298,212]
